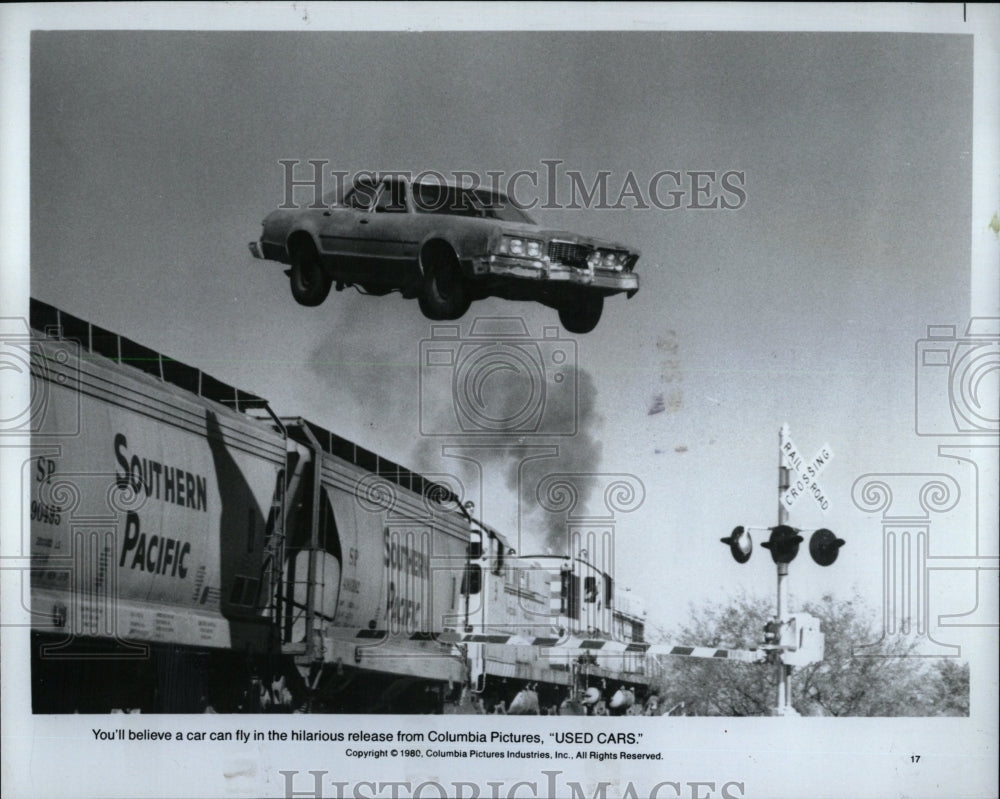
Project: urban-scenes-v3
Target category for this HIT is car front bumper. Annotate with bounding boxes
[469,255,639,297]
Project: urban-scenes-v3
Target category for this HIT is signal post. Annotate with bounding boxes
[774,435,796,714]
[722,424,845,716]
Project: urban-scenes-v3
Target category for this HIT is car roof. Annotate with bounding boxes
[357,173,508,194]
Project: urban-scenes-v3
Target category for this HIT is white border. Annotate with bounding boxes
[2,4,997,799]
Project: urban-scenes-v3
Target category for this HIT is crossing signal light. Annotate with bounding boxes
[809,528,845,566]
[761,525,803,564]
[763,619,782,646]
[720,526,753,563]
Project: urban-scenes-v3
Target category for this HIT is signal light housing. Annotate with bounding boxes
[782,613,825,667]
[809,528,845,566]
[720,525,753,563]
[762,619,782,646]
[761,525,804,564]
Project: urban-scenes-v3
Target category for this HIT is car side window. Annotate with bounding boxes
[374,180,407,213]
[414,183,446,215]
[414,183,480,217]
[346,180,379,210]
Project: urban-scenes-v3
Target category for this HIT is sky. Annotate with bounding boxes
[24,28,989,641]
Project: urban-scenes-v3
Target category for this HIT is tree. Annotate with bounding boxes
[650,591,969,717]
[927,658,970,717]
[648,594,774,716]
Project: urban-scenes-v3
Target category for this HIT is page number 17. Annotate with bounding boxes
[911,755,921,763]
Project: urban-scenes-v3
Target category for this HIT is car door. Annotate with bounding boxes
[315,179,380,279]
[352,178,421,289]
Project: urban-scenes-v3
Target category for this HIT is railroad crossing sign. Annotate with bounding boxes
[779,424,833,512]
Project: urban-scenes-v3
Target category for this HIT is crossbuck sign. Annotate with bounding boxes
[780,423,833,512]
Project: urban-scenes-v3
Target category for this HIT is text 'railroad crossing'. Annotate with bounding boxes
[779,423,833,512]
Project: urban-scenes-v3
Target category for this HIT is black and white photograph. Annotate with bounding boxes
[1,3,997,798]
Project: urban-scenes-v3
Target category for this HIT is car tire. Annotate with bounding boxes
[558,294,604,334]
[418,249,471,321]
[289,241,331,307]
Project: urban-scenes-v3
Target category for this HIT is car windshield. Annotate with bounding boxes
[471,189,536,224]
[413,182,535,224]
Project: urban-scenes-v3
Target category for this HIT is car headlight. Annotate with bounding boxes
[596,250,629,271]
[498,236,543,259]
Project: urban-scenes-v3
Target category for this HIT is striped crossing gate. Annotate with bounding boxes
[341,627,766,664]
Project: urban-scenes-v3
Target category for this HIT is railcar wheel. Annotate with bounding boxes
[290,241,331,307]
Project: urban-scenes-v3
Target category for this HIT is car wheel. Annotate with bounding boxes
[558,294,604,334]
[289,241,331,307]
[418,248,471,321]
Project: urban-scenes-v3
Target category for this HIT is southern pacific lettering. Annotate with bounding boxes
[114,433,208,512]
[383,530,430,578]
[384,529,430,631]
[119,511,191,579]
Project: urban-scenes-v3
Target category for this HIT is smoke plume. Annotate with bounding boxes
[414,363,604,556]
[305,308,604,556]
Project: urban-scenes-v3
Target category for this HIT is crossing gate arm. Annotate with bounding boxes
[646,643,766,664]
[433,631,767,663]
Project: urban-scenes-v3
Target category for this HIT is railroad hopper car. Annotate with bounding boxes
[279,417,471,712]
[27,299,469,713]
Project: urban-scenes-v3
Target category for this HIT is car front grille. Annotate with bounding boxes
[547,241,592,269]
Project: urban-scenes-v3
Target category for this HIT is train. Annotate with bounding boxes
[26,298,658,714]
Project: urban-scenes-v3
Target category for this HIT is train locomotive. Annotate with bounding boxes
[453,520,654,714]
[26,298,657,714]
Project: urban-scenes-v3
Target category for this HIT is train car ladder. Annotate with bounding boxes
[245,405,291,639]
[287,424,327,668]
